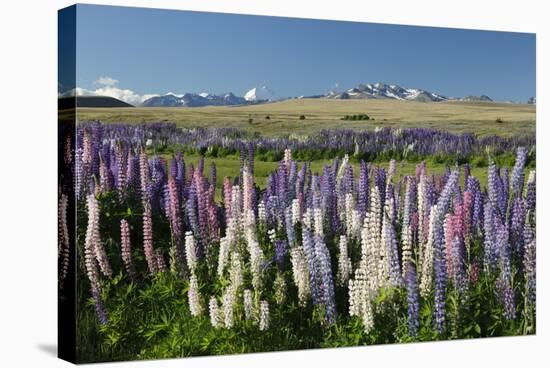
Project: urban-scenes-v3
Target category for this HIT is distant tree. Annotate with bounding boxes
[299,115,306,120]
[265,115,271,120]
[341,113,370,121]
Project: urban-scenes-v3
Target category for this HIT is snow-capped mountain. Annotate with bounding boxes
[323,83,448,102]
[142,92,247,107]
[244,86,276,102]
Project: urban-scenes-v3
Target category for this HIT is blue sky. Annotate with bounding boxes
[73,4,535,103]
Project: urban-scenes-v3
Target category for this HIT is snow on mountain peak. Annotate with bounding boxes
[244,86,276,101]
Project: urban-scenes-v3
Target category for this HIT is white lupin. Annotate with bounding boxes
[259,300,270,331]
[188,273,203,317]
[290,246,310,306]
[243,289,254,321]
[420,205,438,297]
[337,235,352,286]
[209,296,220,328]
[291,198,301,225]
[313,207,324,237]
[274,272,287,305]
[258,200,267,224]
[184,231,197,273]
[222,288,234,328]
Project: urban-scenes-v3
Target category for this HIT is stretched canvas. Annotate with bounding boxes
[58,4,536,364]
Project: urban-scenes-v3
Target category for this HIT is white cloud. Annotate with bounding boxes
[94,86,157,106]
[94,76,119,87]
[59,77,158,105]
[58,87,97,98]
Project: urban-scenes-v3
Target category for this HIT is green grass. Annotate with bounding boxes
[156,153,490,200]
[75,98,536,137]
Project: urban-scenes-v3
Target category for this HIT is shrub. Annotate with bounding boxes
[299,115,306,120]
[341,114,370,121]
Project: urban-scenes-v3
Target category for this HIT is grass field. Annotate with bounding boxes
[172,154,490,201]
[76,99,535,137]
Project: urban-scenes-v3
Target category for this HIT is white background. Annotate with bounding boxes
[0,0,547,366]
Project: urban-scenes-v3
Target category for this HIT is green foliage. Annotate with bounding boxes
[74,150,535,363]
[341,114,370,121]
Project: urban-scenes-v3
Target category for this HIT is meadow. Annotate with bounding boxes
[76,99,536,137]
[59,100,536,363]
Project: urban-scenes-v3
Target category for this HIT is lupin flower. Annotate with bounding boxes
[510,198,526,258]
[348,259,375,333]
[405,262,419,337]
[259,300,270,331]
[362,187,382,292]
[243,289,255,321]
[185,231,197,273]
[433,209,447,333]
[91,288,108,325]
[483,202,498,272]
[357,160,369,215]
[58,194,70,288]
[525,170,536,212]
[451,236,467,294]
[302,228,320,305]
[343,193,356,237]
[495,221,515,320]
[244,209,264,291]
[84,213,101,292]
[248,142,255,175]
[86,194,112,277]
[285,206,296,246]
[139,151,151,202]
[258,200,267,225]
[487,161,505,221]
[382,199,402,287]
[402,177,417,228]
[313,207,324,237]
[523,237,536,308]
[222,288,234,329]
[217,236,230,277]
[314,234,337,324]
[274,239,287,271]
[223,177,233,220]
[209,296,221,328]
[120,219,135,279]
[510,147,527,199]
[420,206,437,297]
[142,202,157,274]
[291,198,301,225]
[188,274,203,317]
[155,249,167,272]
[167,177,186,271]
[290,246,310,306]
[337,235,352,287]
[186,184,200,238]
[116,145,128,198]
[274,272,287,305]
[387,159,397,185]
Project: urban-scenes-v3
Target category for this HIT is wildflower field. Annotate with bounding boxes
[58,122,536,363]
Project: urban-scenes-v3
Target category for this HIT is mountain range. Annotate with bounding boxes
[141,92,247,107]
[142,83,502,107]
[319,83,448,102]
[62,82,536,107]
